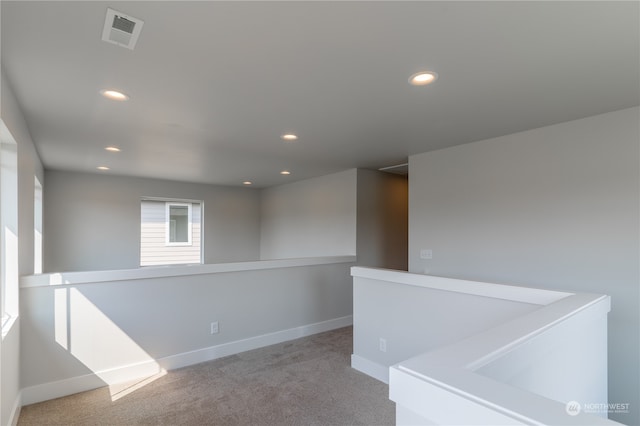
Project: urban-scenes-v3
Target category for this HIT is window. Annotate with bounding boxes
[140,198,202,266]
[34,176,43,274]
[166,203,192,245]
[1,121,18,333]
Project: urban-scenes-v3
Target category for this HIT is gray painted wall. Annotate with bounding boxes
[260,169,357,259]
[1,70,44,425]
[20,261,354,390]
[43,167,410,271]
[43,171,261,272]
[356,169,408,270]
[408,107,639,424]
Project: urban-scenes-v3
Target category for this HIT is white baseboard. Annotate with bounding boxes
[351,354,389,384]
[21,363,159,406]
[159,315,353,371]
[21,315,353,406]
[8,391,21,426]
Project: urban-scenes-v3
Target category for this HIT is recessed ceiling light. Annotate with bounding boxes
[281,134,298,141]
[280,170,291,175]
[408,71,438,86]
[243,181,252,185]
[105,146,121,152]
[97,166,110,171]
[100,89,130,101]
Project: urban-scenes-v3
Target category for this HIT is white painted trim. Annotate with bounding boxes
[165,202,192,246]
[21,315,353,405]
[21,374,107,408]
[20,256,357,288]
[21,359,163,407]
[8,391,21,426]
[351,354,389,384]
[351,266,571,305]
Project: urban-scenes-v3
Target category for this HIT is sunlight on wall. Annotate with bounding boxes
[34,229,42,274]
[54,287,166,400]
[3,229,18,317]
[1,130,19,336]
[54,288,68,350]
[34,177,43,274]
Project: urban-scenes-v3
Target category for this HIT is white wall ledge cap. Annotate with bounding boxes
[391,363,619,426]
[20,256,356,288]
[351,266,571,305]
[398,292,610,372]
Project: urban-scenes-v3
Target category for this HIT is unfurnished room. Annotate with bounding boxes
[0,1,638,425]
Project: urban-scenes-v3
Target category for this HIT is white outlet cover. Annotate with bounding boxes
[379,338,387,352]
[420,249,433,259]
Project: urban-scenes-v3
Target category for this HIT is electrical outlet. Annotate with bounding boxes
[210,321,219,334]
[420,249,433,260]
[379,338,387,353]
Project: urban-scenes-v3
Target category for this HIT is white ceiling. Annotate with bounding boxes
[2,1,638,188]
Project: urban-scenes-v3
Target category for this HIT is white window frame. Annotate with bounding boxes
[34,176,43,274]
[165,202,193,246]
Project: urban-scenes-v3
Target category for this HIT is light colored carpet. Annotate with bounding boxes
[18,326,395,425]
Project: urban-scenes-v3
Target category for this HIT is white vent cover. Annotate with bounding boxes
[102,8,144,50]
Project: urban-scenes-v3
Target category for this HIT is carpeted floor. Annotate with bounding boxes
[18,326,395,426]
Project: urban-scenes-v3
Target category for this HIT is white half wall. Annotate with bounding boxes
[408,107,639,424]
[352,267,614,425]
[260,169,357,259]
[43,171,261,272]
[20,258,355,402]
[351,268,541,383]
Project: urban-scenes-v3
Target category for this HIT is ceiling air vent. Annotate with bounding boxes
[101,8,144,50]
